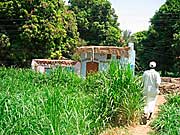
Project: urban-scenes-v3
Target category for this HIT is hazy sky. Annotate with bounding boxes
[109,0,166,33]
[65,0,166,33]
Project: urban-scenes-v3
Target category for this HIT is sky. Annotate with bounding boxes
[65,0,166,33]
[109,0,166,33]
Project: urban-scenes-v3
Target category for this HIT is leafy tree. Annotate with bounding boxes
[0,0,79,66]
[68,0,121,46]
[149,0,180,75]
[172,21,180,74]
[132,0,180,75]
[131,31,148,71]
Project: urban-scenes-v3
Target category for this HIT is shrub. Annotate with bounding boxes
[151,93,180,135]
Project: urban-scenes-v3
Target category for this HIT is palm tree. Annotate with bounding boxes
[120,30,133,46]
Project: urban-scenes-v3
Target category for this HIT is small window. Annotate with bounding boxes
[87,53,92,58]
[116,55,121,59]
[107,54,111,59]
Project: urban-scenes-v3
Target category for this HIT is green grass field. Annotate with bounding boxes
[0,63,143,135]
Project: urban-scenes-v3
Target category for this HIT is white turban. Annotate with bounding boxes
[149,61,156,68]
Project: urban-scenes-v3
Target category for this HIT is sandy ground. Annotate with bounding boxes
[128,95,166,135]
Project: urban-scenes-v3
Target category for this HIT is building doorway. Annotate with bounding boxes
[86,62,99,76]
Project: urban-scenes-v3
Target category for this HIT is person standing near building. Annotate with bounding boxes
[142,61,161,121]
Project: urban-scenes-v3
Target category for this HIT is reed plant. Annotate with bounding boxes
[87,61,144,126]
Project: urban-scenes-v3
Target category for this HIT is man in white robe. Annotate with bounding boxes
[142,61,161,120]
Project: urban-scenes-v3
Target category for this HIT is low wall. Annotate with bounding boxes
[159,77,180,94]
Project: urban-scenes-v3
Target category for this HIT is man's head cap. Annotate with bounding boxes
[149,61,156,68]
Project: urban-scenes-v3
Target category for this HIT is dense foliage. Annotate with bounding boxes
[151,93,180,135]
[0,0,79,66]
[150,0,180,75]
[0,63,143,134]
[132,0,180,75]
[131,31,148,71]
[0,0,124,67]
[68,0,122,46]
[132,29,162,71]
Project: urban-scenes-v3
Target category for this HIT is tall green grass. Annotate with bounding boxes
[87,61,144,126]
[0,67,93,134]
[0,62,143,134]
[151,93,180,135]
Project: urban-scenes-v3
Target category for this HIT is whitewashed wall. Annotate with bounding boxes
[79,44,136,77]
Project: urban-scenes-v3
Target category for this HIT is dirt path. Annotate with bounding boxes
[128,95,166,135]
[100,95,166,135]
